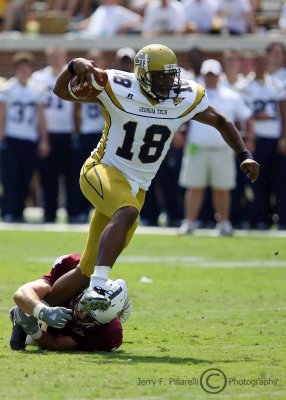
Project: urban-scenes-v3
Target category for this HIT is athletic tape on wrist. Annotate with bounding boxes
[33,303,46,319]
[67,59,76,75]
[238,150,253,164]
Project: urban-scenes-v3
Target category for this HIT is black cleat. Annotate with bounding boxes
[9,307,27,351]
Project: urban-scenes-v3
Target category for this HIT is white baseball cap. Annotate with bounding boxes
[115,47,136,60]
[200,59,222,76]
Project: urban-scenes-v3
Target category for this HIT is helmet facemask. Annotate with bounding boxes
[142,68,181,101]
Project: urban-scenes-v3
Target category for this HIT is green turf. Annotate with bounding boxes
[0,230,285,400]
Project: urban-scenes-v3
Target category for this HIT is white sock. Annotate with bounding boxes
[89,266,111,289]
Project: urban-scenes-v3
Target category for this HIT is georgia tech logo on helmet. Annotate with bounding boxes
[134,52,149,69]
[173,97,185,106]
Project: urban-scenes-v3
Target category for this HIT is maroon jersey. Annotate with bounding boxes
[42,254,123,351]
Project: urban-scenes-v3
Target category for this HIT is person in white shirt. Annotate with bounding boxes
[182,0,220,34]
[72,49,108,223]
[279,1,286,32]
[218,0,256,34]
[220,49,254,229]
[77,0,142,37]
[238,52,286,229]
[266,42,286,87]
[31,45,80,223]
[178,59,253,235]
[0,52,49,223]
[142,0,185,36]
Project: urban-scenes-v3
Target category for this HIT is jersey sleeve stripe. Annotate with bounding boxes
[104,80,126,111]
[179,84,206,118]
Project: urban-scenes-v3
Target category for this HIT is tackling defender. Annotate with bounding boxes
[10,254,130,352]
[46,44,260,311]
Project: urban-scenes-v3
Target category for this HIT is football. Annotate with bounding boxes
[68,69,108,100]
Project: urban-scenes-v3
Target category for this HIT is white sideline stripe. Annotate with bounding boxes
[1,221,286,237]
[118,256,286,268]
[27,255,286,268]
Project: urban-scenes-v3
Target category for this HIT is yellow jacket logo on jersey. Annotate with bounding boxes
[173,97,185,106]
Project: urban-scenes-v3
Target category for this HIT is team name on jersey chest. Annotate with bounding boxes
[138,106,168,115]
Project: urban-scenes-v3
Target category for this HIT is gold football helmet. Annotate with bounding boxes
[134,44,181,101]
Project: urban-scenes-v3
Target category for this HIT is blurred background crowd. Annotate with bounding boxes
[0,0,286,36]
[0,0,286,235]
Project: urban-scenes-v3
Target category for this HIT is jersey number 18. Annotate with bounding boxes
[116,121,171,164]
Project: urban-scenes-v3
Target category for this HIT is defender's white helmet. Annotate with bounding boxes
[87,279,128,325]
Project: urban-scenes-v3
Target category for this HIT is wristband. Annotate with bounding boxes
[238,150,253,164]
[67,59,76,75]
[30,329,43,340]
[33,303,46,319]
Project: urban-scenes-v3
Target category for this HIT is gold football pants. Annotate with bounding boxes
[79,157,145,276]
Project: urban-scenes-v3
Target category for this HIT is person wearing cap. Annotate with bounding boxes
[114,47,136,73]
[178,59,253,236]
[0,51,49,223]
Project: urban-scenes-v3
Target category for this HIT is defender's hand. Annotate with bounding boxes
[240,159,260,182]
[35,305,72,329]
[15,307,39,335]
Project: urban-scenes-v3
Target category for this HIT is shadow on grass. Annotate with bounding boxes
[23,348,237,365]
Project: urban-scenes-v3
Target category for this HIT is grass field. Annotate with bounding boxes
[0,228,285,400]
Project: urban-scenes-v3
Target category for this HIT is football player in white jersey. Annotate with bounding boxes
[0,52,49,223]
[71,50,108,223]
[238,52,286,229]
[266,42,286,88]
[45,44,260,311]
[31,45,79,223]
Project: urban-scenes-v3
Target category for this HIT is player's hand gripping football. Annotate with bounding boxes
[240,159,260,182]
[71,58,107,91]
[37,306,72,329]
